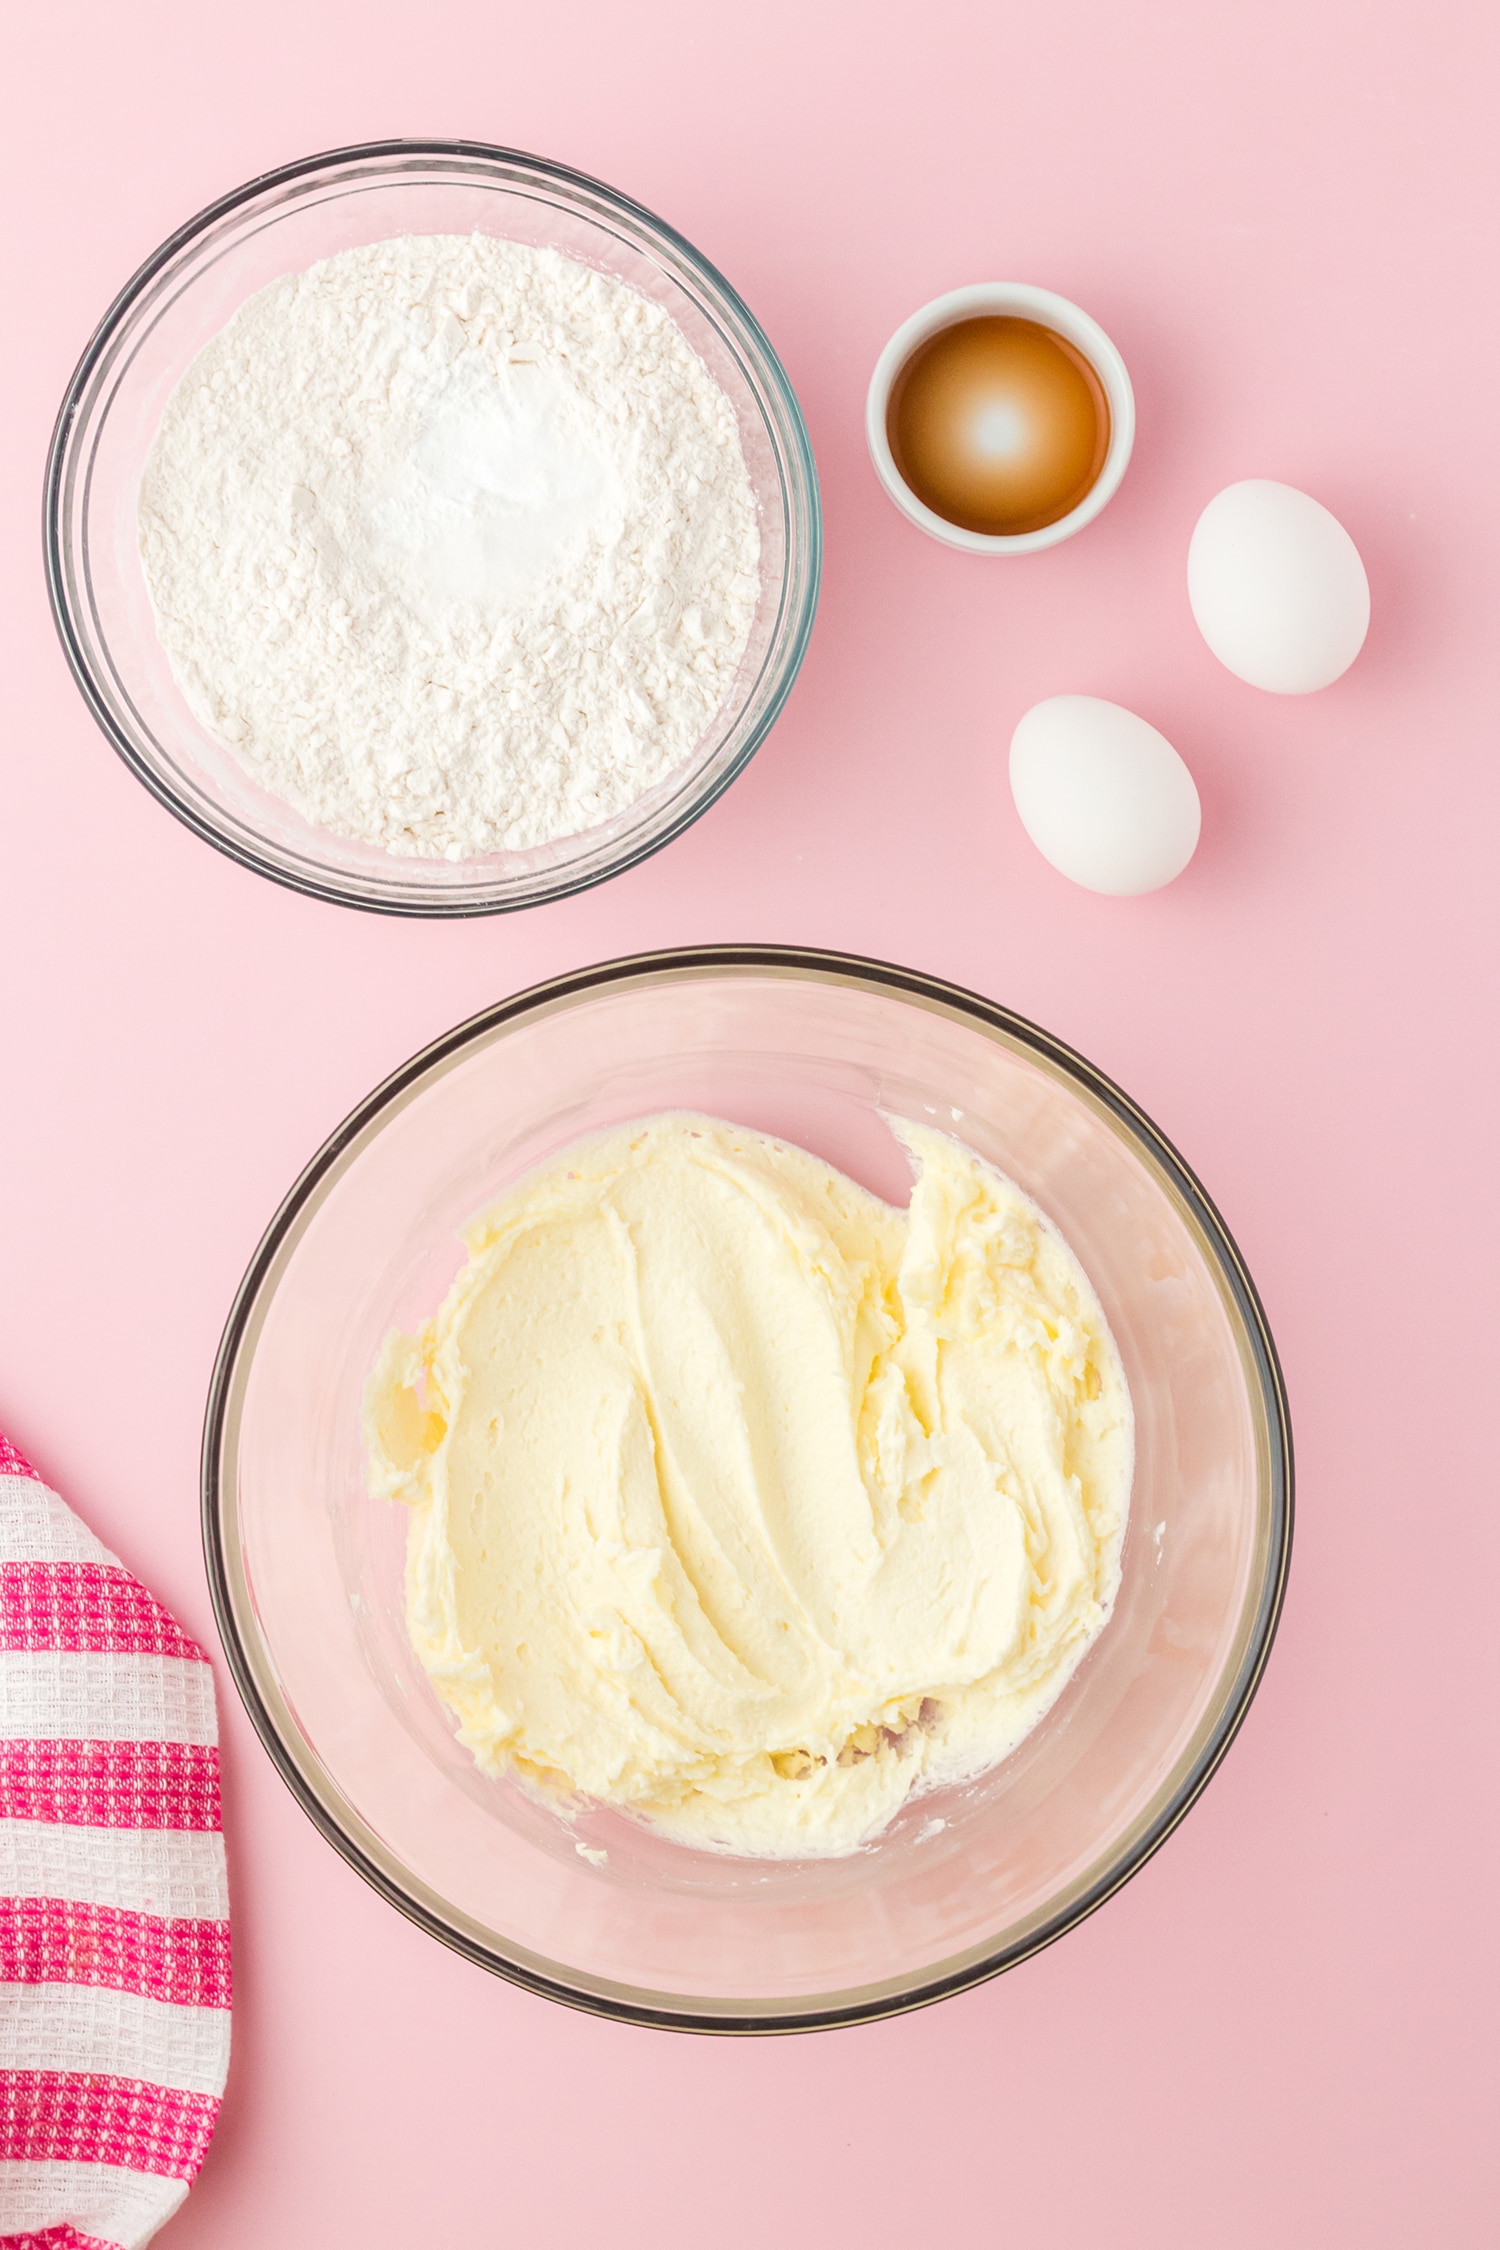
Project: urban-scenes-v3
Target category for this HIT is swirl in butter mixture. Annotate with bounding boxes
[364,1114,1132,1857]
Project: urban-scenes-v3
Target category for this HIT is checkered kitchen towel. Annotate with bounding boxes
[0,1430,229,2250]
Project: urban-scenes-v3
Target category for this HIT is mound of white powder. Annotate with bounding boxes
[138,235,762,858]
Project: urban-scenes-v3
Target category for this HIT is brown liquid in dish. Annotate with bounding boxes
[886,316,1111,537]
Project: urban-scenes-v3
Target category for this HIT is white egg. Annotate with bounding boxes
[1009,696,1200,895]
[1188,479,1369,693]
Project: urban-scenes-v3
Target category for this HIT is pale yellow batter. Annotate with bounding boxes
[365,1114,1132,1857]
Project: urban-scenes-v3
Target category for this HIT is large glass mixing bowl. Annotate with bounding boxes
[46,143,820,915]
[203,949,1291,2031]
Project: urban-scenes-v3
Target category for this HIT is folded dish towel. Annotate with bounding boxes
[0,1430,230,2250]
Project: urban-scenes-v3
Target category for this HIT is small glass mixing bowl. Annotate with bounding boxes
[203,948,1292,2033]
[45,142,820,916]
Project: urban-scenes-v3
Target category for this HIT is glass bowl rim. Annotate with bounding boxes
[43,137,823,919]
[201,944,1294,2035]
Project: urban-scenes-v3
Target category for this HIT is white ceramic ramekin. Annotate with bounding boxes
[866,282,1135,555]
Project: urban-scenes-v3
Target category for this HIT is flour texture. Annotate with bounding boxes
[139,235,761,857]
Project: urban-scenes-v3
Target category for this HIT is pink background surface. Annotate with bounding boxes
[2,2,1496,2242]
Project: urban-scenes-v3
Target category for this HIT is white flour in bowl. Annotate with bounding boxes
[138,235,761,858]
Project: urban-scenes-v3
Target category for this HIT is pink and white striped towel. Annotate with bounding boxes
[0,1430,230,2250]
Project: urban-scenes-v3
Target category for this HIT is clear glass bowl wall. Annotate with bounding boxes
[204,951,1292,2033]
[46,142,821,914]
